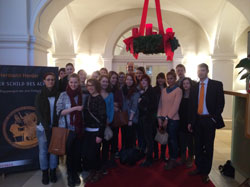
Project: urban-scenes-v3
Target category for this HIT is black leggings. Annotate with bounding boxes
[66,131,82,175]
[121,124,136,149]
[82,131,101,171]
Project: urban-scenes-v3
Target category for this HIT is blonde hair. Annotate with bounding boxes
[68,73,80,82]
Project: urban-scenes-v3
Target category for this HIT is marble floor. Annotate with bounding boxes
[0,130,240,187]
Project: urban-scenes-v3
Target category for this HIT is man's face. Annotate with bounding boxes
[176,67,185,79]
[127,65,134,73]
[198,67,208,80]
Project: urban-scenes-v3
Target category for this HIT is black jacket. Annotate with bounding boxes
[35,89,60,139]
[138,86,157,121]
[58,76,68,93]
[188,79,225,129]
[83,95,107,139]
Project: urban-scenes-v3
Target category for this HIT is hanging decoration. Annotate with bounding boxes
[123,0,180,61]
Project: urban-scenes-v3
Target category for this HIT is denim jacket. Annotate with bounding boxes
[122,91,140,124]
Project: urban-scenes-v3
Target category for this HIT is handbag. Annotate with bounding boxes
[104,126,113,141]
[113,110,129,127]
[154,128,168,145]
[48,115,69,156]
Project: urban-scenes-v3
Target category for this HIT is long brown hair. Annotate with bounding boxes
[123,73,137,99]
[99,75,111,92]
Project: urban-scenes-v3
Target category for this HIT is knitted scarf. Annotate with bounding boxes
[66,85,83,137]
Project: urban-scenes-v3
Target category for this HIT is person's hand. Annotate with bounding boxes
[96,137,102,144]
[162,119,168,129]
[74,106,83,111]
[114,106,119,112]
[158,119,163,129]
[128,121,133,126]
[188,124,193,133]
[138,98,142,103]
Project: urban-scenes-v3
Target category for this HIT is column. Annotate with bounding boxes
[53,54,76,69]
[212,54,237,121]
[103,57,113,71]
[0,0,29,65]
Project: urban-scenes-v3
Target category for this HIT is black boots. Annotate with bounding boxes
[50,168,57,183]
[74,173,81,186]
[67,172,81,187]
[67,174,75,187]
[42,169,49,185]
[42,169,57,185]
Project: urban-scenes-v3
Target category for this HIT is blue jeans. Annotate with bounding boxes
[166,119,179,160]
[36,125,58,170]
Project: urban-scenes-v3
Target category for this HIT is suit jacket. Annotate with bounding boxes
[188,78,225,129]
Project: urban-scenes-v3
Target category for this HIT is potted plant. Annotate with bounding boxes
[235,54,250,92]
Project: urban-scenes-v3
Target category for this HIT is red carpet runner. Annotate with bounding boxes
[86,130,215,187]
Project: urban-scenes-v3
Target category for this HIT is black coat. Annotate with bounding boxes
[188,79,225,129]
[138,86,157,122]
[35,90,60,139]
[58,76,68,93]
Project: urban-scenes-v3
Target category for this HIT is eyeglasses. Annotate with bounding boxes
[87,84,94,87]
[45,79,55,81]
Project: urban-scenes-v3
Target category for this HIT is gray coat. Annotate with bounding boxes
[56,91,87,131]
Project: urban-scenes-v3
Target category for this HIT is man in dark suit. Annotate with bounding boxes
[188,63,225,183]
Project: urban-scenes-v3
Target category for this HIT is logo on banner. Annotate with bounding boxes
[2,106,38,149]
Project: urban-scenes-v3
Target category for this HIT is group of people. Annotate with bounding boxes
[35,61,225,186]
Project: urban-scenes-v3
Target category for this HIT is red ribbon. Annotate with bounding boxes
[123,28,139,59]
[164,28,175,61]
[123,0,177,61]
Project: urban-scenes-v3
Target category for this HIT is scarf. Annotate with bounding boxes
[40,86,58,126]
[66,85,83,137]
[166,85,178,93]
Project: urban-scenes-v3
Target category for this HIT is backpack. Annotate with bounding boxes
[219,160,235,178]
[119,148,141,166]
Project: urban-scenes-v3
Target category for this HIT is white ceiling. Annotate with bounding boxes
[47,0,250,55]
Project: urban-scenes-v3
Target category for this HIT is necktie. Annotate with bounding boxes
[198,83,205,114]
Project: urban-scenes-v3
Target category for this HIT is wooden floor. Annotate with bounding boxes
[0,129,239,187]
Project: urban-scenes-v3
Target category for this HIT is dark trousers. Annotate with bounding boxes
[111,127,119,153]
[121,124,136,149]
[194,116,216,175]
[82,131,101,171]
[102,127,119,163]
[66,131,82,175]
[136,119,146,151]
[141,117,154,160]
[180,131,194,158]
[166,119,179,160]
